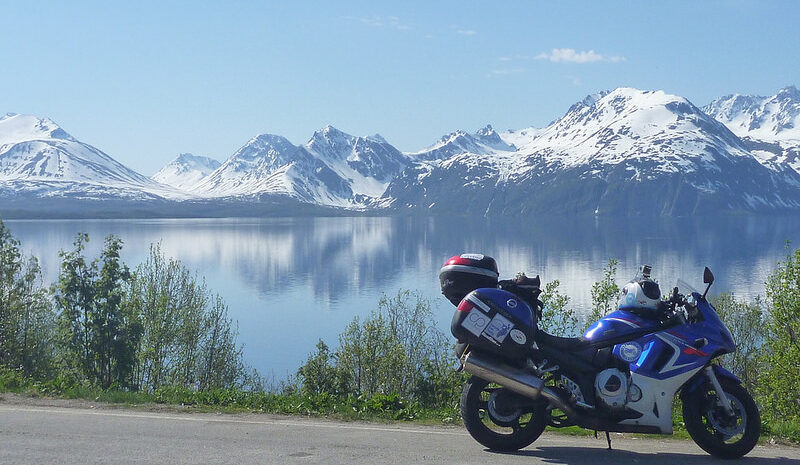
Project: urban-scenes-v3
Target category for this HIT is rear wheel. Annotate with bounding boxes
[682,378,760,459]
[460,376,548,451]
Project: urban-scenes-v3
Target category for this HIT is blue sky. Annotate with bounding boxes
[2,1,798,174]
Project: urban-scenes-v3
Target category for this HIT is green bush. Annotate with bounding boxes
[539,279,578,336]
[587,259,620,329]
[711,293,766,391]
[760,247,800,421]
[0,219,56,378]
[297,290,462,411]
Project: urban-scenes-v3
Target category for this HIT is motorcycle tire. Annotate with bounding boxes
[682,377,760,459]
[460,375,548,451]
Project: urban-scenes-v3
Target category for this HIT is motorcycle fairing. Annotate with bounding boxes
[620,366,703,433]
[612,293,738,433]
[681,364,741,399]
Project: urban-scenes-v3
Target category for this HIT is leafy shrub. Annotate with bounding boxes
[587,259,620,329]
[297,290,461,411]
[539,279,578,336]
[711,293,766,391]
[760,247,800,421]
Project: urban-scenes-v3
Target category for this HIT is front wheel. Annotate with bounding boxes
[682,378,760,459]
[460,376,548,451]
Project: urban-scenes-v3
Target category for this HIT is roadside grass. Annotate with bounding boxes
[2,369,797,444]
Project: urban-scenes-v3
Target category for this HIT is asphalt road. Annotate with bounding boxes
[1,403,799,464]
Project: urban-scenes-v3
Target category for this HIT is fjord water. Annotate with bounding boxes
[6,215,800,378]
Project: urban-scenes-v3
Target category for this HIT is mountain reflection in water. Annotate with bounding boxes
[6,215,800,377]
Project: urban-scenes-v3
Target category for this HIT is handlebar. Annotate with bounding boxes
[663,286,700,322]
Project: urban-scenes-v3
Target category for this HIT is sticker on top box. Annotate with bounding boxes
[483,313,514,343]
[460,311,490,337]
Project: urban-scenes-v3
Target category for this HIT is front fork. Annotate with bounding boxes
[705,365,734,415]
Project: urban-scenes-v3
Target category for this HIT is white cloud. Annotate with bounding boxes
[534,48,626,64]
[456,29,477,36]
[343,15,410,31]
[488,68,524,77]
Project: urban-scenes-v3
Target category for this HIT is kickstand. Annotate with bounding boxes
[605,431,612,450]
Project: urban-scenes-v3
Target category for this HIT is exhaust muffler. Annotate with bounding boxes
[462,351,575,417]
[462,351,544,399]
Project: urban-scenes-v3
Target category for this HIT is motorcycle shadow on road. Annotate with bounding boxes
[487,445,798,464]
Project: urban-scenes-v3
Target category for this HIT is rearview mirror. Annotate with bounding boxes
[703,267,714,284]
[702,267,714,299]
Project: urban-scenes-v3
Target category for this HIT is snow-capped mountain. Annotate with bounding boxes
[303,125,407,197]
[704,86,800,143]
[499,126,542,150]
[703,86,800,174]
[383,88,800,215]
[192,133,353,205]
[0,113,184,201]
[192,126,407,207]
[152,153,221,191]
[409,125,515,161]
[6,86,800,217]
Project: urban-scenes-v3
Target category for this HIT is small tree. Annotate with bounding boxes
[538,280,578,337]
[297,339,341,395]
[127,243,244,391]
[54,234,140,388]
[760,247,800,420]
[0,219,55,377]
[712,292,765,391]
[54,233,97,381]
[92,236,139,389]
[198,294,243,390]
[587,259,620,329]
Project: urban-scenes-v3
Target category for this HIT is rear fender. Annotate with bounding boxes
[680,364,740,399]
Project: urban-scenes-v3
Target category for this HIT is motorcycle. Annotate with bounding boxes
[440,254,760,459]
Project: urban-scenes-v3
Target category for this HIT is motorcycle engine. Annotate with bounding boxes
[595,368,628,410]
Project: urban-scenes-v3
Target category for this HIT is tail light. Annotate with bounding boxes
[457,299,476,313]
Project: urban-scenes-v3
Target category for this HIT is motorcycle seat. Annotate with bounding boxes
[536,331,591,351]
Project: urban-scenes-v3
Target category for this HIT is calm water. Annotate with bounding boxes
[5,215,800,379]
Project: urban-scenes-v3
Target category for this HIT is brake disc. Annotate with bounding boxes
[706,394,746,440]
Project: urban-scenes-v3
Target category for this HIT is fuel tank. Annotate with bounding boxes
[583,310,660,344]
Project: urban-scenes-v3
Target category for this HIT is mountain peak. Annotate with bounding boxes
[475,124,495,137]
[777,85,800,101]
[152,153,221,191]
[171,152,220,167]
[248,133,296,150]
[474,124,515,151]
[313,125,350,140]
[0,113,75,146]
[703,86,800,144]
[175,152,198,162]
[369,133,388,144]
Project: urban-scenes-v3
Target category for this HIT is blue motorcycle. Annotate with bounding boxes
[440,255,760,459]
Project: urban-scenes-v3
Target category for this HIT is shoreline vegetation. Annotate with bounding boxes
[1,218,798,443]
